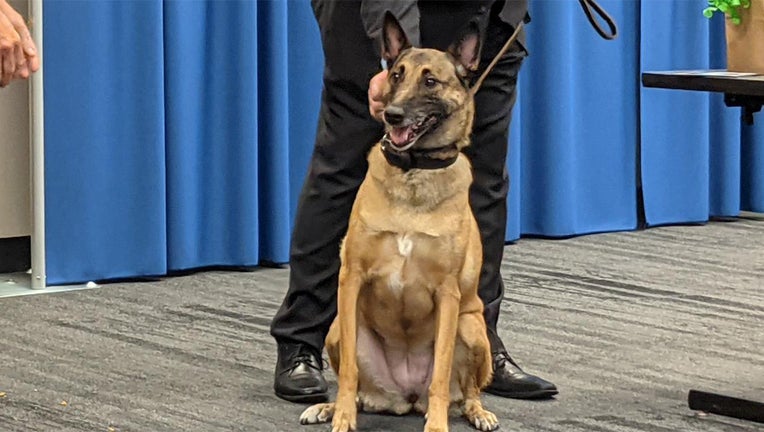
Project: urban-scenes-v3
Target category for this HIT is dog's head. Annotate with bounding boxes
[379,12,482,153]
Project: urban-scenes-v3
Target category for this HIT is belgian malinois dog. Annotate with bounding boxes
[300,12,498,432]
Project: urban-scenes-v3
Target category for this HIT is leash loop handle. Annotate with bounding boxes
[578,0,618,40]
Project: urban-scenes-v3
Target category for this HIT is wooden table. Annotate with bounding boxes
[642,70,764,124]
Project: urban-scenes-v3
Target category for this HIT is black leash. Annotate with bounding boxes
[578,0,618,40]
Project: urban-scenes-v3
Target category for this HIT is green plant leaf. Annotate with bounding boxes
[702,0,748,23]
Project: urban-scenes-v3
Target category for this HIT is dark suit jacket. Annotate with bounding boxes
[359,0,529,57]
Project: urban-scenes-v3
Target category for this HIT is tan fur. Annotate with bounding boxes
[300,34,496,432]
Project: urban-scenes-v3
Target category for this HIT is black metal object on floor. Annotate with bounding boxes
[688,389,764,424]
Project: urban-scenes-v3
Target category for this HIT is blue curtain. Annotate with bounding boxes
[44,1,168,284]
[43,0,764,285]
[507,0,639,240]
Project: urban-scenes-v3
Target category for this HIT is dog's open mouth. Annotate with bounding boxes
[387,115,440,151]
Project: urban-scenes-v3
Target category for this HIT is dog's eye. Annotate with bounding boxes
[391,71,401,83]
[424,77,438,88]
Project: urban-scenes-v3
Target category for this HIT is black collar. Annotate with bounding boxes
[380,134,459,172]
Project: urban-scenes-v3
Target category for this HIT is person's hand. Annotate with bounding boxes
[0,3,21,86]
[0,0,39,87]
[368,69,388,121]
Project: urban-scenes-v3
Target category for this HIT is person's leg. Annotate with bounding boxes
[419,0,557,399]
[465,13,519,358]
[269,0,382,403]
[465,8,558,400]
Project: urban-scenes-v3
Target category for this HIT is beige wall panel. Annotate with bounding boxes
[0,0,32,238]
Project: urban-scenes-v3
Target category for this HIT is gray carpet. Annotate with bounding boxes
[1,217,763,432]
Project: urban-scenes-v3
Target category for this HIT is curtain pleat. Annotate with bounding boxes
[163,0,259,270]
[741,122,764,212]
[255,0,291,263]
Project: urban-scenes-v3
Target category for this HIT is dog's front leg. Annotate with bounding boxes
[425,278,461,432]
[333,265,362,432]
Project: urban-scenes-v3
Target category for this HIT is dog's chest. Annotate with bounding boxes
[387,234,414,295]
[396,234,414,257]
[366,232,451,302]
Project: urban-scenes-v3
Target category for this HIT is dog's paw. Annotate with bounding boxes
[423,418,449,432]
[465,408,499,431]
[331,403,357,432]
[300,403,335,425]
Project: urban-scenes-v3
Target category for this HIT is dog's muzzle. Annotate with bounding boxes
[385,114,441,152]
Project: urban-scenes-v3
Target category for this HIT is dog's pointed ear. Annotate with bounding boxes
[382,11,411,65]
[448,22,482,77]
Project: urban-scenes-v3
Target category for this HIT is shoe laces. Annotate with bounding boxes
[493,351,521,371]
[282,346,326,375]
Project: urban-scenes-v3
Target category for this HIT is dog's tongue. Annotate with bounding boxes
[389,126,414,148]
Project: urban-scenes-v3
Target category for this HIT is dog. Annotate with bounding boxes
[299,12,498,432]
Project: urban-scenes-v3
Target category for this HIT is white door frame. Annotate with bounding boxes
[30,0,45,289]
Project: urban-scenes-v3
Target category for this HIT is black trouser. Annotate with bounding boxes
[270,0,525,355]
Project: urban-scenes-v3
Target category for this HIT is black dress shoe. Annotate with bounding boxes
[484,351,558,399]
[274,343,328,404]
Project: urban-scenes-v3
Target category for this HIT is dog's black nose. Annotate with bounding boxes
[384,106,405,125]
